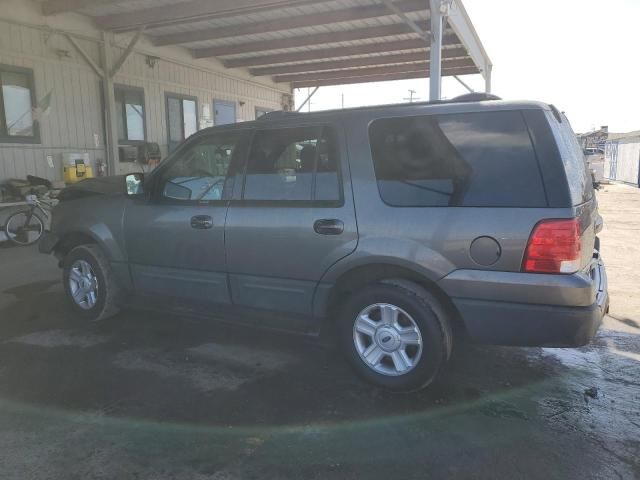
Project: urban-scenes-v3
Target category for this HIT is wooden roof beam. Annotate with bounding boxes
[223,35,459,69]
[42,0,125,15]
[277,63,431,84]
[192,21,431,58]
[274,58,476,83]
[95,0,319,32]
[250,47,468,76]
[152,0,428,46]
[291,66,478,89]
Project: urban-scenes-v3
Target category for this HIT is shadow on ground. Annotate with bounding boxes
[0,269,639,480]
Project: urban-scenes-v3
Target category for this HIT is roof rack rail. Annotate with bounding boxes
[451,93,502,103]
[253,93,502,120]
[256,110,299,120]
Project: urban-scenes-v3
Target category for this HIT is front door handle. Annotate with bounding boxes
[314,219,344,235]
[191,215,213,230]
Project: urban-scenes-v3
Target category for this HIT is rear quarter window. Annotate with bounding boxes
[545,111,594,205]
[368,110,547,207]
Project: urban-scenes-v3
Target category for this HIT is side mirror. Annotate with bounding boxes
[125,173,144,196]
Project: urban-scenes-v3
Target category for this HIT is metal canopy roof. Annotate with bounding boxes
[43,0,491,90]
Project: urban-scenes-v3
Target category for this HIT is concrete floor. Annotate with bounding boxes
[0,183,639,480]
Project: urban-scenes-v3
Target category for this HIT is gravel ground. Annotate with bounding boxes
[0,183,638,480]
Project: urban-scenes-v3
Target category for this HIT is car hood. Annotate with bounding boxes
[58,175,126,200]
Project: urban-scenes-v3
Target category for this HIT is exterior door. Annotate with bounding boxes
[124,129,248,306]
[224,124,357,319]
[214,100,236,125]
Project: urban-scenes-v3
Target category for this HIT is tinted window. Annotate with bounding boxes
[243,126,340,202]
[369,111,547,207]
[159,132,242,202]
[546,111,594,205]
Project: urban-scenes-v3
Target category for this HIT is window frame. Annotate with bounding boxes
[0,64,40,144]
[367,110,548,209]
[237,124,344,208]
[149,128,251,206]
[165,92,199,152]
[114,84,146,145]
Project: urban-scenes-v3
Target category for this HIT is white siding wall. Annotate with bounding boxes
[0,2,290,182]
[605,140,640,185]
[0,22,105,182]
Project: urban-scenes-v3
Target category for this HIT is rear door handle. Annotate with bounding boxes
[191,215,213,230]
[314,219,344,235]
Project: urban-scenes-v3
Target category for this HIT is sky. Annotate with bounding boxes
[294,0,640,134]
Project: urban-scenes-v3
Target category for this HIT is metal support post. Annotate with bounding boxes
[429,0,443,101]
[485,63,493,93]
[100,32,119,176]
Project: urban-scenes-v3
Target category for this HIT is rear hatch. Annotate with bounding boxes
[544,107,599,271]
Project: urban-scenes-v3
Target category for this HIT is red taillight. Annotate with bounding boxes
[522,219,581,274]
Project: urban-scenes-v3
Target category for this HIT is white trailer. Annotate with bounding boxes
[605,137,640,186]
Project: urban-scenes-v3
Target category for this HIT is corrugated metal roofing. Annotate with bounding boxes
[46,0,486,88]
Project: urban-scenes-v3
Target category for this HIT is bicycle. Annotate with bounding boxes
[3,194,55,246]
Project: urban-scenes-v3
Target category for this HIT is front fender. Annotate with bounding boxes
[51,195,127,263]
[85,222,126,262]
[50,223,126,263]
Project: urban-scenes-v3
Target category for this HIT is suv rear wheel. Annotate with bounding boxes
[338,282,452,391]
[63,244,122,322]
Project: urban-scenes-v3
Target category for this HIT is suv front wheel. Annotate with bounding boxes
[338,282,452,391]
[63,244,122,322]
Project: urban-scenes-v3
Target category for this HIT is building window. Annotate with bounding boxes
[255,107,273,119]
[115,85,145,143]
[0,65,39,143]
[166,93,198,152]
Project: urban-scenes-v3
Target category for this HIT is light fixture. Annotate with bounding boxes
[145,55,159,68]
[55,48,71,59]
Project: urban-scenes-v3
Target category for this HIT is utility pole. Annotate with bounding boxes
[403,89,418,103]
[341,92,345,109]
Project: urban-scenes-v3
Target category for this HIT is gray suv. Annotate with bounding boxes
[40,96,609,391]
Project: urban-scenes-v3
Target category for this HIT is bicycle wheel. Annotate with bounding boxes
[5,210,44,246]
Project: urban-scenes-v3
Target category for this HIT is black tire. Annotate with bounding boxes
[63,244,122,322]
[5,210,44,246]
[338,282,452,392]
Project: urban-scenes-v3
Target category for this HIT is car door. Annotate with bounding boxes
[224,122,358,321]
[124,128,249,307]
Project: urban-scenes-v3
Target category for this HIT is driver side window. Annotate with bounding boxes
[159,132,242,202]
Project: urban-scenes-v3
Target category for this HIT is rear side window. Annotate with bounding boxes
[243,126,340,202]
[369,111,547,207]
[545,111,594,205]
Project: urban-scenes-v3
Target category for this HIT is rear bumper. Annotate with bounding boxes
[453,296,607,347]
[440,255,608,347]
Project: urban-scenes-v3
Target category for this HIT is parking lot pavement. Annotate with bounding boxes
[0,184,639,480]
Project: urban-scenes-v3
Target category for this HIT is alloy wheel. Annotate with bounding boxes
[68,259,99,310]
[352,303,423,376]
